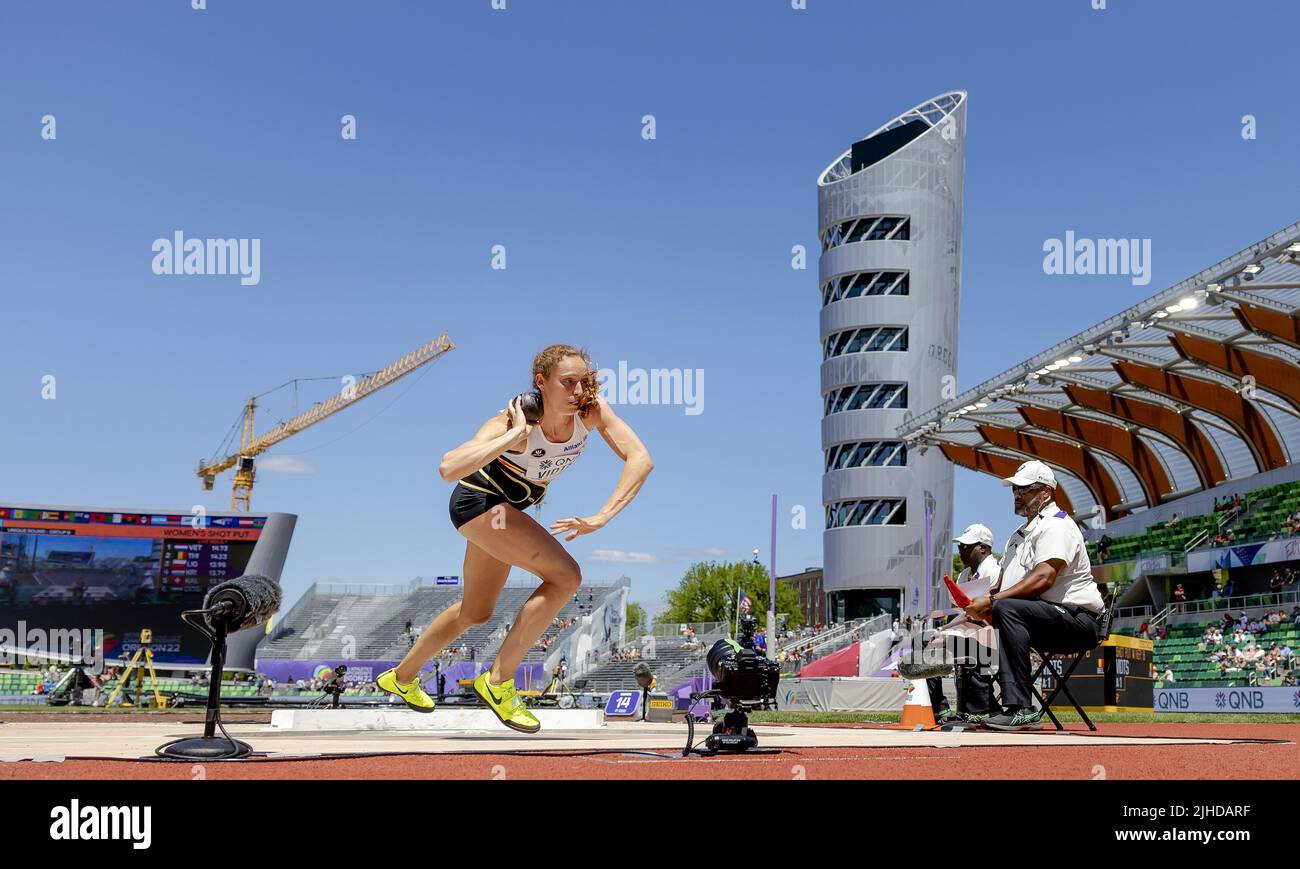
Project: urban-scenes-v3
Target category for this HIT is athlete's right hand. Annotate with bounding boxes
[502,396,530,434]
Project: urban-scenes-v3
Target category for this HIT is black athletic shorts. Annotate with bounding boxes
[448,483,509,530]
[448,458,547,530]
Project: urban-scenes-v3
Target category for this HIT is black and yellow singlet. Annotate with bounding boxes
[447,414,590,529]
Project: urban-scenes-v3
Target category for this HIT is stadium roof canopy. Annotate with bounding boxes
[898,221,1300,521]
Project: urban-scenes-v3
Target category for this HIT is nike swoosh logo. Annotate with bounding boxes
[484,682,502,704]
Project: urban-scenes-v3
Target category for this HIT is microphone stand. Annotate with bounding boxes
[155,609,252,759]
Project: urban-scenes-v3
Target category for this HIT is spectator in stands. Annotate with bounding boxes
[1161,667,1175,684]
[1165,512,1181,529]
[1173,583,1186,611]
[1097,535,1112,563]
[963,461,1104,731]
[1139,621,1150,640]
[1292,606,1300,625]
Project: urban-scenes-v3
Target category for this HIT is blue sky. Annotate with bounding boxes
[2,1,1298,619]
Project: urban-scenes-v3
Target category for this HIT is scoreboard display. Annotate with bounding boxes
[160,541,241,590]
[0,505,266,664]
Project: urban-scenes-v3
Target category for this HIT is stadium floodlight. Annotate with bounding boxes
[1153,311,1168,319]
[1036,368,1050,375]
[1068,354,1083,363]
[1242,263,1262,280]
[1054,359,1070,367]
[1287,242,1300,253]
[975,401,988,408]
[1178,296,1198,310]
[1165,304,1182,313]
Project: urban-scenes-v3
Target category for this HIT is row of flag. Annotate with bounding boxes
[0,508,264,529]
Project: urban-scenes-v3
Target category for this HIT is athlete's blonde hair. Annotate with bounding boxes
[532,344,599,416]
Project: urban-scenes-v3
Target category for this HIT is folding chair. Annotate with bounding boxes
[1028,598,1113,731]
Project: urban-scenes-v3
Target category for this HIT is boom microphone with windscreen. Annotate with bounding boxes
[158,573,283,760]
[203,574,282,633]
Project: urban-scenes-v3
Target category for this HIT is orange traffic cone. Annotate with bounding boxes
[895,676,938,730]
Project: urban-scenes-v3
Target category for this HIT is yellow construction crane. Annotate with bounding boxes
[198,333,455,511]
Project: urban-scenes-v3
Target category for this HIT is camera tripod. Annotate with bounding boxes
[682,690,781,757]
[105,629,165,709]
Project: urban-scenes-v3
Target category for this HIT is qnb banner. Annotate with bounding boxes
[1154,686,1300,713]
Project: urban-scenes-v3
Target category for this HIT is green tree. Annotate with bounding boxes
[656,560,804,634]
[624,602,647,638]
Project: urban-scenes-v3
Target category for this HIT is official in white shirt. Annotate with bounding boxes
[928,523,1001,722]
[964,460,1104,731]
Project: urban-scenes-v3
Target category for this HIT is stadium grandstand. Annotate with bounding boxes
[898,221,1300,691]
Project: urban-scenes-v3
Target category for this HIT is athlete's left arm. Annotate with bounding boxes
[549,398,653,541]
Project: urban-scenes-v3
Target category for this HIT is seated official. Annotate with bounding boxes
[928,523,1001,723]
[963,460,1104,731]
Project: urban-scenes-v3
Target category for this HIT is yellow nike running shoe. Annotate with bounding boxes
[472,671,541,733]
[375,668,436,713]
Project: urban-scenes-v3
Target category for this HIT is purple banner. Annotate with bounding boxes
[254,658,548,695]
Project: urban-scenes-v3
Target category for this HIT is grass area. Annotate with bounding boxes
[747,710,1300,725]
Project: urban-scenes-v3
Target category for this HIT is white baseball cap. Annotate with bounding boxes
[953,523,994,547]
[1002,459,1057,489]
